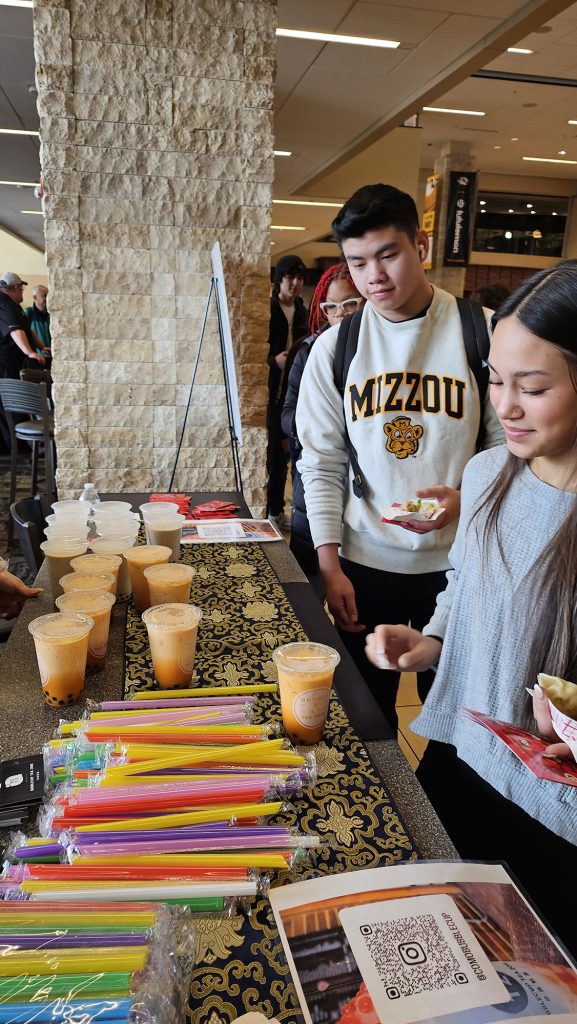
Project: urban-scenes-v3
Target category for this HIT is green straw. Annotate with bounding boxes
[0,971,133,1001]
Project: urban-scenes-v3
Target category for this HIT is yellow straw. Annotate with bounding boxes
[73,853,289,868]
[91,772,290,787]
[132,683,277,699]
[0,910,156,926]
[102,740,289,780]
[75,800,284,832]
[0,947,148,976]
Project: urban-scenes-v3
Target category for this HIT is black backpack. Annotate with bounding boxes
[332,297,490,499]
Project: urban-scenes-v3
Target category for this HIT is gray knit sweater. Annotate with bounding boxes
[413,445,577,844]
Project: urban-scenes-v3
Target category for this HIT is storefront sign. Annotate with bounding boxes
[444,171,476,266]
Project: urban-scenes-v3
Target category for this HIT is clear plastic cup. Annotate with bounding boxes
[51,500,85,513]
[139,502,179,517]
[95,519,140,539]
[123,545,172,613]
[40,539,89,601]
[272,642,341,744]
[142,603,203,688]
[46,512,89,526]
[93,501,133,515]
[44,528,88,543]
[144,563,196,606]
[70,553,121,597]
[91,536,136,600]
[56,590,116,669]
[141,512,185,560]
[59,570,116,597]
[28,611,94,706]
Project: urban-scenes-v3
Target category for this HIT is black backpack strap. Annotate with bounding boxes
[456,297,490,451]
[333,309,365,498]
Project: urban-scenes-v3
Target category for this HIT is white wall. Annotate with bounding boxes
[0,227,47,306]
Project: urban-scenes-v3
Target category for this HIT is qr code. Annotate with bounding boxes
[359,914,467,1000]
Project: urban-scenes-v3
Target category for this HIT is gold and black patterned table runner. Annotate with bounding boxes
[124,542,420,1023]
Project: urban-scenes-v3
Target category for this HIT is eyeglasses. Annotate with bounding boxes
[319,298,363,316]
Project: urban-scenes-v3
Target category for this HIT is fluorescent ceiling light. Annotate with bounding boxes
[273,199,342,208]
[507,47,534,54]
[271,225,306,231]
[0,128,39,136]
[423,106,485,116]
[276,27,399,49]
[0,180,38,187]
[20,210,43,215]
[274,150,292,157]
[0,1,33,7]
[523,156,577,164]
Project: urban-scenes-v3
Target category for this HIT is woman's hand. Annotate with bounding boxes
[0,570,42,618]
[531,684,573,760]
[366,625,441,672]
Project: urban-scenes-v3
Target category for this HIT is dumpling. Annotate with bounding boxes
[538,673,577,718]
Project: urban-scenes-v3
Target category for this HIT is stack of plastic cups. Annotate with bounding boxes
[91,535,138,601]
[93,509,140,539]
[140,504,185,561]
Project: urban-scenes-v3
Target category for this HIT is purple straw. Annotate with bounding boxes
[0,934,148,949]
[71,824,290,844]
[101,696,251,710]
[12,844,64,860]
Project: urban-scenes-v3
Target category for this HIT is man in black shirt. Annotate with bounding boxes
[0,272,48,378]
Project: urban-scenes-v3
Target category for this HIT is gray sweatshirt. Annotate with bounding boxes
[296,288,503,574]
[413,445,577,844]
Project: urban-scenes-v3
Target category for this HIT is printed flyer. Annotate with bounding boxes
[269,862,577,1024]
[180,519,283,544]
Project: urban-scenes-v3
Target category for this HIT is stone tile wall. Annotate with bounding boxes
[34,0,275,512]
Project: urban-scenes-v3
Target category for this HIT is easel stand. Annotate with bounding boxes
[168,275,243,494]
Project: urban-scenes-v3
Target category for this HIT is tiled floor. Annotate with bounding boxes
[397,671,428,770]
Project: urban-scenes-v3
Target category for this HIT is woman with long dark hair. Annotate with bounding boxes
[366,260,577,952]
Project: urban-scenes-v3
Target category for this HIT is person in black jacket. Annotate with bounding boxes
[266,255,308,527]
[282,263,364,592]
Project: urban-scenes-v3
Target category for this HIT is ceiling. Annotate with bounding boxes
[2,0,577,258]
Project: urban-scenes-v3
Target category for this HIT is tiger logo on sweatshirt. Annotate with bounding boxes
[383,415,423,459]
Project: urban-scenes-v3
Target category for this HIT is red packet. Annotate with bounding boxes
[462,708,577,786]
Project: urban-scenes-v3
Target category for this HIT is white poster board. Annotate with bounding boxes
[211,241,243,446]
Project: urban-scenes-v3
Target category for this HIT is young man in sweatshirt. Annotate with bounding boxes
[296,184,504,734]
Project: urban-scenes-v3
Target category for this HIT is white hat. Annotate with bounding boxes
[0,272,28,288]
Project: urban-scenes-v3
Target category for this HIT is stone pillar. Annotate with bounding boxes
[427,141,476,297]
[33,0,275,512]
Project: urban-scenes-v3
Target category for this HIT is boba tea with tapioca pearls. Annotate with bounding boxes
[28,612,94,707]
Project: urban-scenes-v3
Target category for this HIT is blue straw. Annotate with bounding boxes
[0,999,132,1023]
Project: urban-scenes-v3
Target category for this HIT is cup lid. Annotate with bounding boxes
[40,540,88,555]
[272,641,341,671]
[70,553,122,572]
[123,545,172,563]
[142,603,202,629]
[93,501,133,513]
[59,571,116,592]
[143,563,196,581]
[28,611,94,640]
[56,590,116,612]
[91,536,136,551]
[139,502,178,513]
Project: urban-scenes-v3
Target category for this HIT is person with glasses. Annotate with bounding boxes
[296,185,504,735]
[282,264,364,592]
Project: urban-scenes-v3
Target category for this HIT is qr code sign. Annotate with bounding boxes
[359,914,466,999]
[339,895,507,1024]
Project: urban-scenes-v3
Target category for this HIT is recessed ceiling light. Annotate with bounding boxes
[479,200,486,205]
[0,180,38,187]
[511,137,519,142]
[273,150,292,157]
[273,199,342,208]
[530,209,536,214]
[481,209,487,213]
[559,150,567,155]
[505,231,513,239]
[494,145,501,149]
[423,106,485,116]
[552,211,558,216]
[508,208,514,213]
[507,47,534,54]
[523,155,577,164]
[0,128,39,136]
[276,27,400,48]
[20,210,43,215]
[271,225,306,231]
[526,203,533,208]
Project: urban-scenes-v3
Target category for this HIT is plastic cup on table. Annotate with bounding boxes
[28,612,94,707]
[94,518,140,540]
[40,539,89,601]
[44,528,88,544]
[91,535,137,601]
[139,502,178,517]
[141,512,185,560]
[272,642,341,744]
[59,570,117,598]
[56,590,116,669]
[70,553,122,597]
[143,563,196,606]
[93,501,133,515]
[51,500,85,513]
[123,545,172,614]
[142,603,203,688]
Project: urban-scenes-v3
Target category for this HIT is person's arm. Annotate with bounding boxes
[296,328,364,632]
[281,343,308,440]
[10,329,46,366]
[30,326,50,355]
